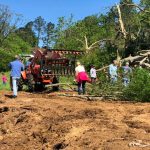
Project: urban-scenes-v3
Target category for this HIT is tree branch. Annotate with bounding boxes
[77,35,111,53]
[84,35,89,50]
[121,3,150,13]
[76,38,85,44]
[116,4,127,39]
[96,50,150,71]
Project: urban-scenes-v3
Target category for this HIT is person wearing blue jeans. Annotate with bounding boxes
[122,62,132,86]
[9,55,24,98]
[109,60,118,84]
[12,77,20,96]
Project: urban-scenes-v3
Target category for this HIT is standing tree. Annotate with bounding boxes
[117,0,150,55]
[0,4,22,46]
[43,22,55,48]
[16,21,38,47]
[54,15,74,48]
[33,16,46,46]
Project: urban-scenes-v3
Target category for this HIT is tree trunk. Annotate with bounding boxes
[116,4,127,39]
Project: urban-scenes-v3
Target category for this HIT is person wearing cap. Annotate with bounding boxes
[90,65,97,84]
[75,61,89,95]
[122,62,132,86]
[9,55,24,98]
[109,60,118,83]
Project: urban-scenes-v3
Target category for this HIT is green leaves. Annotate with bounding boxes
[0,34,31,71]
[16,22,38,47]
[43,22,55,48]
[33,16,46,46]
[123,68,150,102]
[0,4,22,46]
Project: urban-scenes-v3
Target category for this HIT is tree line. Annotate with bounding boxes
[0,0,149,71]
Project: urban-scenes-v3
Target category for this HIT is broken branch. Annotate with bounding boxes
[116,4,127,39]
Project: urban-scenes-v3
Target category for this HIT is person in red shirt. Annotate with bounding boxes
[2,73,7,85]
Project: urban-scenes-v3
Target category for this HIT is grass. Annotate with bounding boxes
[59,76,77,90]
[0,72,75,91]
[59,76,74,84]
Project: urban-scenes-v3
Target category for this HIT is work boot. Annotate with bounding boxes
[82,88,85,95]
[11,95,17,98]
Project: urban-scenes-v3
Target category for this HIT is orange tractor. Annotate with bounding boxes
[18,48,84,91]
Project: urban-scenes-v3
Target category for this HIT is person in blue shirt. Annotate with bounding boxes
[122,62,132,86]
[25,58,32,69]
[109,60,118,83]
[9,55,24,98]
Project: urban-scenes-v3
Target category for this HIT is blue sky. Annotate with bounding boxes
[0,0,140,24]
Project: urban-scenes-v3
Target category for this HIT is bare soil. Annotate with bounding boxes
[0,91,150,150]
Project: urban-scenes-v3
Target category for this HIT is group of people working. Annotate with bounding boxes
[75,60,132,95]
[7,55,132,98]
[109,60,132,86]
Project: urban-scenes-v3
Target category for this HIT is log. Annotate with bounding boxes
[56,94,104,101]
[141,63,150,68]
[46,83,75,90]
[140,52,150,56]
[46,83,72,87]
[121,55,145,63]
[139,57,148,65]
[96,66,109,72]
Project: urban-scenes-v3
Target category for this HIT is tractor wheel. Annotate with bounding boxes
[27,74,34,92]
[34,83,45,91]
[18,77,24,91]
[52,76,59,91]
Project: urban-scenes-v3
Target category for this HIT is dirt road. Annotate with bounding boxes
[0,91,150,150]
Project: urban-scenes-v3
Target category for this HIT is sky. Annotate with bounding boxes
[0,0,140,25]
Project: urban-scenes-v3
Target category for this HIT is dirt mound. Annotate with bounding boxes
[0,91,150,150]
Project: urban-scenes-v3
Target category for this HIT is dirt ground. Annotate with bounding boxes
[0,90,150,150]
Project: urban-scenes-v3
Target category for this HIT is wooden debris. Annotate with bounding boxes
[50,93,117,101]
[46,83,75,90]
[107,137,125,142]
[129,140,150,148]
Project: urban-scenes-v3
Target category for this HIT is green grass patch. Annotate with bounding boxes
[59,76,74,84]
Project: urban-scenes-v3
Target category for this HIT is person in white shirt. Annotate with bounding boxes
[75,62,85,75]
[75,62,88,95]
[90,65,97,83]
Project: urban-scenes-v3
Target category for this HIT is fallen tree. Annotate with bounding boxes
[96,50,150,72]
[122,50,150,68]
